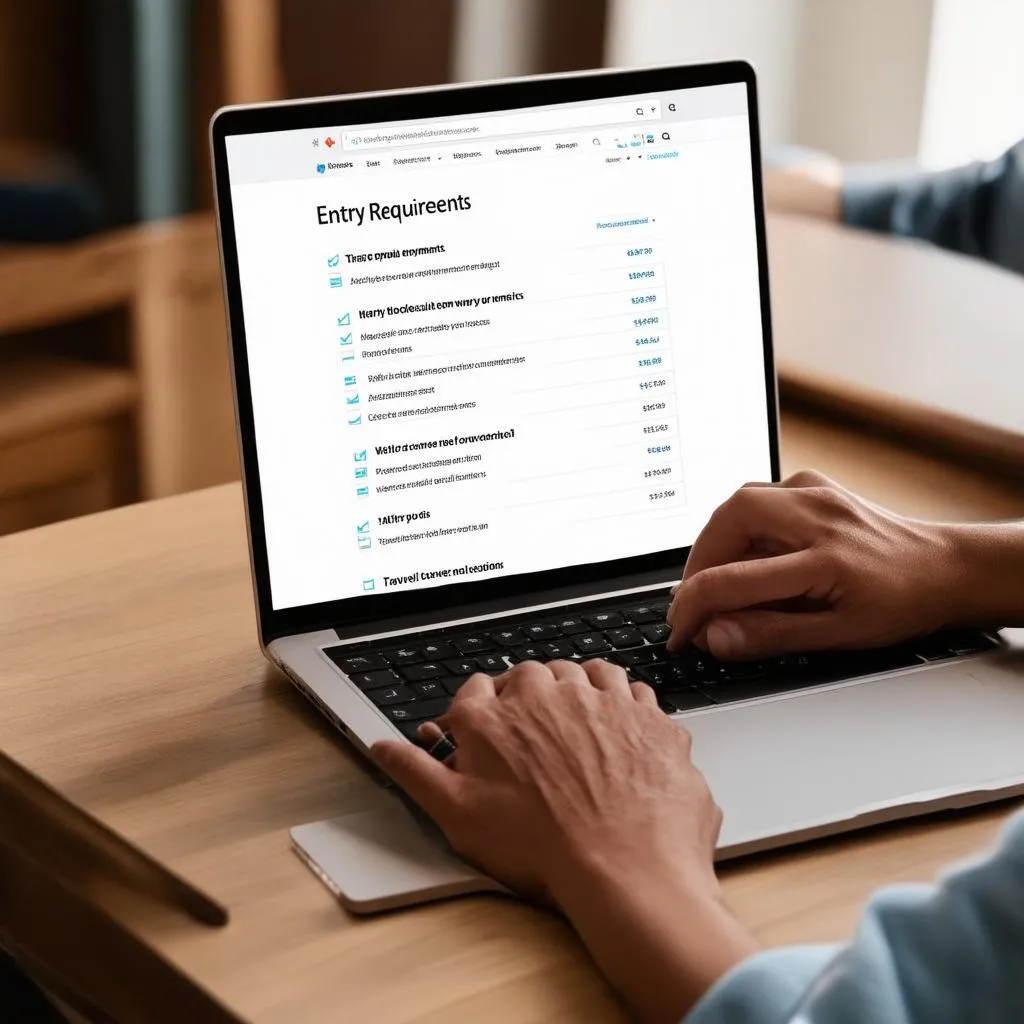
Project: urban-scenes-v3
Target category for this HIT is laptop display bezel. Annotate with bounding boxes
[210,61,781,644]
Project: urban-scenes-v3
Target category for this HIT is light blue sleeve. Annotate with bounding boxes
[685,807,1024,1024]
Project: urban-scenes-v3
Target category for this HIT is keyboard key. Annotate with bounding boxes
[349,669,402,691]
[635,663,678,687]
[574,633,612,656]
[421,641,457,661]
[610,646,658,667]
[606,627,644,649]
[440,675,467,697]
[702,676,815,705]
[368,685,416,707]
[412,680,446,699]
[525,624,562,640]
[476,654,508,673]
[584,611,624,629]
[399,662,445,682]
[552,616,589,635]
[452,635,495,655]
[491,627,527,646]
[662,689,715,712]
[444,658,479,676]
[326,649,387,673]
[623,605,663,624]
[382,698,450,724]
[510,644,547,662]
[383,646,424,666]
[641,623,671,644]
[542,641,577,660]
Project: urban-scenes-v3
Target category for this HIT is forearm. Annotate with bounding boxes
[552,859,758,1024]
[945,521,1024,628]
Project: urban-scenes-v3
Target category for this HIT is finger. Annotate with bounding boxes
[370,739,463,825]
[417,721,444,745]
[580,658,630,694]
[629,680,658,707]
[546,659,589,684]
[668,551,825,650]
[455,671,498,702]
[702,608,845,660]
[495,659,556,697]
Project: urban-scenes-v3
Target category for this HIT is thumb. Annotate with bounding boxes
[705,609,841,660]
[371,739,462,824]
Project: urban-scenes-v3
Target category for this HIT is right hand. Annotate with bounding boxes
[667,471,968,660]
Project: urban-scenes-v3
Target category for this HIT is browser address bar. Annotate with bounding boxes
[342,100,661,150]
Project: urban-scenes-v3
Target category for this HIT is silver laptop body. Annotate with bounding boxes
[211,63,1024,860]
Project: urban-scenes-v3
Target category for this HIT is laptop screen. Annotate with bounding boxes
[222,76,773,614]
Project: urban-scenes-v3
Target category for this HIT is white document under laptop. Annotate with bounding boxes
[210,62,1024,912]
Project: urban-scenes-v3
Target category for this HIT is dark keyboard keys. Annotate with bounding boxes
[662,689,715,712]
[491,627,527,646]
[476,654,508,673]
[349,669,402,691]
[641,623,672,644]
[525,624,562,640]
[412,680,446,699]
[382,698,450,724]
[624,605,662,624]
[552,617,589,635]
[444,658,478,676]
[421,641,457,661]
[510,644,547,662]
[584,611,624,629]
[326,649,387,673]
[383,646,424,666]
[398,662,445,682]
[542,641,577,660]
[606,627,644,649]
[440,675,468,696]
[574,633,612,656]
[368,685,416,706]
[452,635,495,655]
[610,646,658,667]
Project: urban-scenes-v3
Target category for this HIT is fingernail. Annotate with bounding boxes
[706,620,744,659]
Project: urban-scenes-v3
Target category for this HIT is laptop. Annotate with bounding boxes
[210,61,1024,861]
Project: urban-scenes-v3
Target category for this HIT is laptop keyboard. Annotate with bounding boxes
[323,590,999,746]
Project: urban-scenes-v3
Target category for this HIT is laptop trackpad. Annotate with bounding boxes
[291,793,508,914]
[687,653,1024,856]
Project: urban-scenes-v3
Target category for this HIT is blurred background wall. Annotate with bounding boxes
[0,0,1020,536]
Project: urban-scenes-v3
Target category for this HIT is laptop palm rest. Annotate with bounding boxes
[291,793,508,914]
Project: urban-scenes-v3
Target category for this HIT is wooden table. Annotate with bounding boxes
[3,217,1024,1021]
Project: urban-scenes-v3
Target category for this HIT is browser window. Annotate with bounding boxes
[225,83,772,611]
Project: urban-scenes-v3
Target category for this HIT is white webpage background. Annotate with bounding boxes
[227,107,772,611]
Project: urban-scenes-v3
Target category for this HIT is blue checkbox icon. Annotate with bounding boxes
[339,333,353,346]
[329,275,343,288]
[361,577,375,591]
[338,313,351,326]
[357,536,372,551]
[327,254,340,267]
[353,450,367,462]
[356,521,370,535]
[356,486,369,498]
[344,375,357,387]
[354,467,367,479]
[348,414,362,426]
[346,393,360,406]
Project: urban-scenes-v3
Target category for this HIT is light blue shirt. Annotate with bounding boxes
[686,807,1024,1023]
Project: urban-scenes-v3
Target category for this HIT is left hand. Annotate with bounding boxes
[371,658,721,904]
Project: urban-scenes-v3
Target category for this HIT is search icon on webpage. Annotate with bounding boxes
[661,131,672,141]
[667,102,677,112]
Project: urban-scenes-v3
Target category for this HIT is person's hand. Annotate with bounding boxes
[372,658,719,902]
[371,660,758,1023]
[667,470,966,659]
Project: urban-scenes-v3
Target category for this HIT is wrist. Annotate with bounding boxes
[941,522,1024,629]
[548,848,757,1024]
